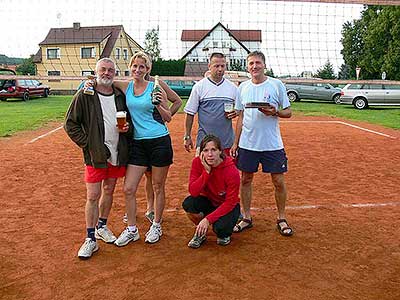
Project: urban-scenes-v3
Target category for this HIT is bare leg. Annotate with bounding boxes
[151,166,170,223]
[233,171,254,232]
[271,173,292,235]
[240,171,254,220]
[123,165,147,226]
[98,178,118,219]
[271,173,287,220]
[85,182,102,228]
[144,170,155,213]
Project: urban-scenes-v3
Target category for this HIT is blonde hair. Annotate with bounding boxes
[128,51,152,71]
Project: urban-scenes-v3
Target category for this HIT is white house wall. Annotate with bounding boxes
[183,25,258,66]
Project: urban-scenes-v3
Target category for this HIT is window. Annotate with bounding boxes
[82,71,95,76]
[115,48,121,59]
[47,48,60,59]
[124,70,130,76]
[47,71,61,76]
[81,47,96,59]
[362,84,383,89]
[123,49,128,60]
[116,70,120,76]
[348,84,363,89]
[384,84,400,90]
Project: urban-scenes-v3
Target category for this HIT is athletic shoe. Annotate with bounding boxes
[77,238,99,260]
[187,234,206,249]
[114,228,140,247]
[145,211,155,224]
[95,225,117,243]
[145,224,162,244]
[216,236,231,246]
[122,213,128,224]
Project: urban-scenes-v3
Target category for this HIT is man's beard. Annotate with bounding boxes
[98,77,113,86]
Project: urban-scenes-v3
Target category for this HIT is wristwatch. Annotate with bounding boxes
[183,135,191,141]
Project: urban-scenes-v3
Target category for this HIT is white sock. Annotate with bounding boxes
[153,221,161,227]
[128,225,137,232]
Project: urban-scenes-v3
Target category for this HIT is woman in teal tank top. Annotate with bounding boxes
[113,52,174,245]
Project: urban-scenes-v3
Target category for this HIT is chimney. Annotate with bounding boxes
[73,22,80,30]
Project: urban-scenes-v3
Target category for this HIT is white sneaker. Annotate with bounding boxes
[77,238,99,260]
[95,225,117,243]
[145,224,162,244]
[188,234,206,249]
[216,236,231,246]
[114,228,140,247]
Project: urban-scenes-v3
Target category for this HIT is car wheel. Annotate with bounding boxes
[43,89,49,98]
[333,94,341,104]
[287,91,298,102]
[353,97,368,110]
[23,92,29,101]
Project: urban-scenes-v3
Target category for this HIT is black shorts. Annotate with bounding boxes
[128,135,173,167]
[182,195,240,238]
[236,148,288,173]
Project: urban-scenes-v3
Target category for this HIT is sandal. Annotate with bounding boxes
[233,218,253,233]
[276,219,294,237]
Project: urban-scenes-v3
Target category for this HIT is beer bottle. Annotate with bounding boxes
[83,75,96,95]
[151,75,161,105]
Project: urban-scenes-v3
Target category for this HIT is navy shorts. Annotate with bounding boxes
[236,148,288,173]
[128,135,173,167]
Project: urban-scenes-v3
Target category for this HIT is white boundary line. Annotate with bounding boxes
[26,125,63,145]
[163,201,400,212]
[281,120,397,139]
[25,120,397,145]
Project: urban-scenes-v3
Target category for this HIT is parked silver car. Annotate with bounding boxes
[285,82,342,103]
[340,83,400,109]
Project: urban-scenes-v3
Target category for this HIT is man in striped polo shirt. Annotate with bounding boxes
[183,52,239,156]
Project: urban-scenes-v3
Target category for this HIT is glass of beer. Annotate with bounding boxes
[116,111,127,130]
[224,102,234,118]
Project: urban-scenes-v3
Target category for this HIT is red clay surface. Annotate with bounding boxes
[1,114,400,300]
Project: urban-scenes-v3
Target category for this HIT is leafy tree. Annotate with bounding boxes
[338,64,351,79]
[229,61,245,71]
[341,5,400,80]
[314,60,336,79]
[151,59,185,76]
[144,27,161,61]
[265,68,275,77]
[16,56,36,75]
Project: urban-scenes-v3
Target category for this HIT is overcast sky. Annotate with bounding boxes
[0,0,363,75]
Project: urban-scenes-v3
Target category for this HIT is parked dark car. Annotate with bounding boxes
[285,82,342,103]
[0,70,50,101]
[164,80,195,97]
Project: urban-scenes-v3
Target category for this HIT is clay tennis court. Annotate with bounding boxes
[1,114,399,300]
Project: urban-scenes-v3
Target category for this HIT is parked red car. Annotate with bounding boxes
[0,69,50,101]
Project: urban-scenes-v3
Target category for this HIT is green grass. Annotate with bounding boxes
[291,100,400,130]
[0,96,399,137]
[0,96,73,137]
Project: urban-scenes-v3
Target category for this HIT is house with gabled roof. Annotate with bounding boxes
[181,22,261,75]
[33,22,142,91]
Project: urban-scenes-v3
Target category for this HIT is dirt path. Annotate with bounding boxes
[1,114,399,300]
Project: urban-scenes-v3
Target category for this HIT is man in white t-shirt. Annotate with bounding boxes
[65,58,131,259]
[184,52,239,156]
[231,51,294,237]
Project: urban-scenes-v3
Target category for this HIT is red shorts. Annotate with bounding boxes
[84,163,126,183]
